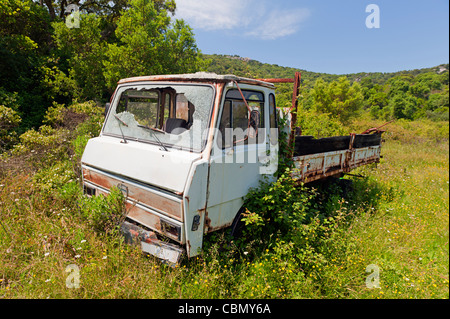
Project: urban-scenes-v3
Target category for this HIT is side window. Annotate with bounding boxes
[219,100,232,149]
[217,89,265,149]
[269,93,278,145]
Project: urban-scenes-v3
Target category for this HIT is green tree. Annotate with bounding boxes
[103,0,205,90]
[0,0,53,128]
[52,13,107,101]
[388,92,418,120]
[36,0,131,20]
[409,82,430,99]
[310,77,364,124]
[427,90,449,111]
[387,76,412,97]
[367,90,389,119]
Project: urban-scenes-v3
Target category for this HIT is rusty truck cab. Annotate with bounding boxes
[81,72,279,264]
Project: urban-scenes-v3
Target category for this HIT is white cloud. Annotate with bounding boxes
[175,0,310,40]
[245,8,311,40]
[175,0,254,30]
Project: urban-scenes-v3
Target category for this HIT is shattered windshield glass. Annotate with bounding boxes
[103,84,214,152]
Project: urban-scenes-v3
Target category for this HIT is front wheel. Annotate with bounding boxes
[229,207,246,239]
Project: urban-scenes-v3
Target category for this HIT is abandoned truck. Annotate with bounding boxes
[81,72,383,264]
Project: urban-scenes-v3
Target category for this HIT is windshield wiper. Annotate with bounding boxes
[140,125,169,152]
[114,114,128,144]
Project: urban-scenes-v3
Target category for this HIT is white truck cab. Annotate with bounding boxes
[81,72,383,264]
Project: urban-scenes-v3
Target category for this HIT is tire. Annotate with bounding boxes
[229,207,245,239]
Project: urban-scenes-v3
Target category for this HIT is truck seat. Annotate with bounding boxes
[164,118,188,134]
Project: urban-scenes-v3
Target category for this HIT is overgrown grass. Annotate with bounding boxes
[0,108,448,299]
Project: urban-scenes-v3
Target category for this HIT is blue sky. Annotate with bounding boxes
[174,0,449,74]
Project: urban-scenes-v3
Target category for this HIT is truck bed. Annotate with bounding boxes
[291,133,382,183]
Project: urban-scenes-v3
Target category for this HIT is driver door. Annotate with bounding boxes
[205,88,268,231]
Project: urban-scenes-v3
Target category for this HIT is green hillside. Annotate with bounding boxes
[204,54,449,123]
[204,54,448,85]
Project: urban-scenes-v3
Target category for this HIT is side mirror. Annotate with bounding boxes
[105,102,110,117]
[248,110,260,138]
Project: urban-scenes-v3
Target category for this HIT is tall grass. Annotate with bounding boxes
[0,109,448,299]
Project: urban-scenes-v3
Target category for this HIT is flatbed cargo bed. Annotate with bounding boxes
[291,132,383,183]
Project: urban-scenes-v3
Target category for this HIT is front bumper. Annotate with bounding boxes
[120,221,184,265]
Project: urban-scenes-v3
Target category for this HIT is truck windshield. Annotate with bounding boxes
[103,84,214,152]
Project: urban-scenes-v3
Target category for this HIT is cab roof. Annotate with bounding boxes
[117,72,275,89]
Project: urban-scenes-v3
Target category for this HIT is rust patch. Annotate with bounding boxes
[83,167,183,221]
[202,82,225,160]
[125,203,183,243]
[117,74,275,89]
[121,221,158,245]
[187,240,191,252]
[126,202,162,233]
[256,78,295,83]
[206,221,233,233]
[204,209,211,229]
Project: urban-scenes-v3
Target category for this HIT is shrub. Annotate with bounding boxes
[70,101,104,138]
[310,77,364,125]
[243,169,320,239]
[57,179,83,207]
[78,187,126,234]
[0,104,21,151]
[32,160,77,195]
[296,107,348,138]
[42,102,66,127]
[235,167,392,297]
[9,124,71,168]
[72,134,91,161]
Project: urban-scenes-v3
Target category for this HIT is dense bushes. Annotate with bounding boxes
[0,105,21,151]
[0,0,205,132]
[194,166,394,298]
[1,99,125,237]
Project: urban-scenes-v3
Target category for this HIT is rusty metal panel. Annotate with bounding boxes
[292,145,381,183]
[323,152,345,171]
[84,178,184,243]
[257,78,295,83]
[350,146,381,167]
[126,203,162,232]
[120,221,184,265]
[117,72,275,89]
[82,165,183,222]
[125,201,184,243]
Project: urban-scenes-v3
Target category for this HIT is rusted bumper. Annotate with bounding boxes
[120,221,184,266]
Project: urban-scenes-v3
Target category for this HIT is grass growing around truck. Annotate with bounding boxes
[0,104,448,299]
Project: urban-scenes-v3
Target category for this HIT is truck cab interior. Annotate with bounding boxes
[116,87,195,135]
